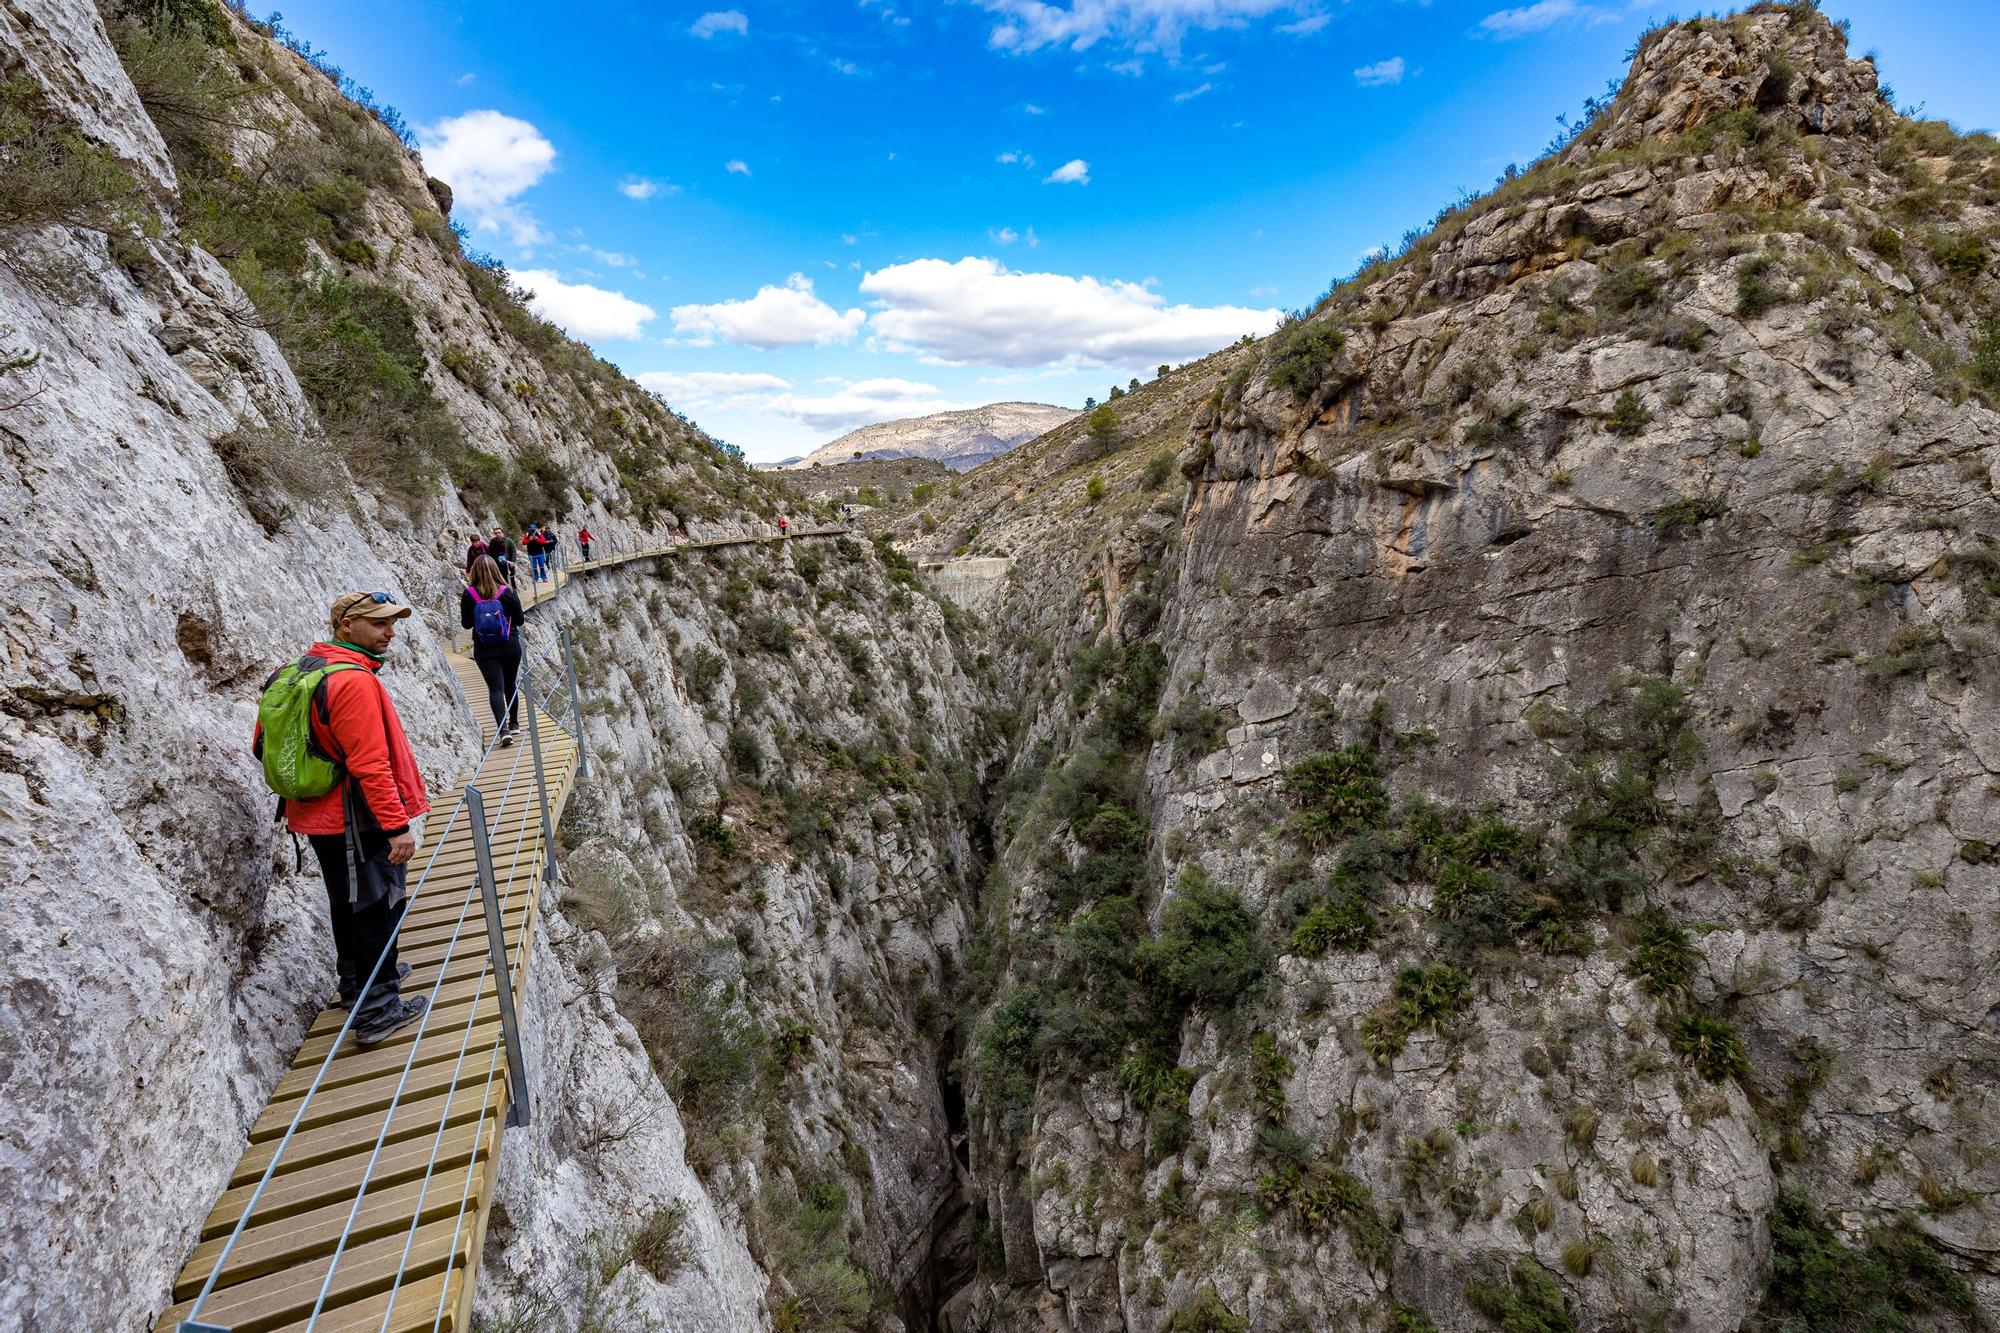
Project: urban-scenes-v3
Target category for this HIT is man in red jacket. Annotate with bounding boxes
[260,591,434,1045]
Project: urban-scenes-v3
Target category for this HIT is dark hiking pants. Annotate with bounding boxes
[474,641,522,733]
[309,830,408,1026]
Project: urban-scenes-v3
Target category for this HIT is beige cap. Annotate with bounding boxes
[330,590,415,628]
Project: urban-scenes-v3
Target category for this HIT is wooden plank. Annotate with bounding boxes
[270,1016,504,1105]
[201,1115,490,1242]
[154,1216,471,1333]
[177,1151,489,1298]
[230,1082,494,1187]
[249,1051,505,1143]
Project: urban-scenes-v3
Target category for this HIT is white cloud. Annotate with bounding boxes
[1108,58,1145,76]
[455,72,477,86]
[981,0,1294,54]
[860,256,1281,367]
[1476,0,1614,37]
[418,110,556,248]
[996,149,1037,166]
[620,176,673,199]
[1174,82,1213,102]
[691,10,749,38]
[1023,102,1048,114]
[636,370,791,409]
[510,269,657,341]
[726,159,752,175]
[775,378,974,432]
[577,245,636,267]
[1044,158,1090,185]
[638,371,971,434]
[670,273,865,348]
[1278,13,1328,34]
[1353,56,1404,86]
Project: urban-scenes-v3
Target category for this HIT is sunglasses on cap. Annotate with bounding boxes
[337,591,395,614]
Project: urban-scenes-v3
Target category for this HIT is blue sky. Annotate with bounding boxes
[272,0,1998,463]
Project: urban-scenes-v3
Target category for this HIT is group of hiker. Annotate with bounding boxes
[256,508,820,1051]
[461,521,591,586]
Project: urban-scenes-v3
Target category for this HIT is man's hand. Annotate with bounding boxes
[387,831,416,865]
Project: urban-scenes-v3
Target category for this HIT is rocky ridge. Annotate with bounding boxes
[789,402,1080,473]
[936,8,2000,1331]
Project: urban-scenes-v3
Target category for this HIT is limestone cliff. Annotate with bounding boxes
[0,3,986,1329]
[941,8,2000,1330]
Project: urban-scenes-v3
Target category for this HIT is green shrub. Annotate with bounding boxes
[1865,226,1903,259]
[1284,745,1390,846]
[1755,1190,1977,1331]
[1291,894,1379,955]
[1085,474,1106,504]
[728,725,764,779]
[767,1174,871,1332]
[1626,908,1699,997]
[1141,449,1178,489]
[1596,259,1663,316]
[1606,389,1653,436]
[1737,255,1786,318]
[1667,1012,1750,1082]
[0,76,151,237]
[1159,698,1224,756]
[1929,229,1988,278]
[1256,1160,1392,1263]
[1652,493,1726,536]
[747,613,795,654]
[1139,868,1265,1013]
[1360,964,1471,1063]
[631,1200,689,1280]
[1165,1287,1249,1333]
[1269,319,1348,398]
[1969,317,2000,397]
[682,646,726,702]
[1466,1258,1574,1333]
[1250,1032,1292,1122]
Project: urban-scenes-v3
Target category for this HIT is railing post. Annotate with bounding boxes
[560,626,588,781]
[520,654,560,893]
[464,786,532,1129]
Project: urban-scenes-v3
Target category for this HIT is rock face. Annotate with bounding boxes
[0,4,985,1330]
[790,403,1080,473]
[939,8,2000,1331]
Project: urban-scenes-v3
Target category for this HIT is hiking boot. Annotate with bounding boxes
[355,994,429,1047]
[499,727,516,747]
[335,961,410,1009]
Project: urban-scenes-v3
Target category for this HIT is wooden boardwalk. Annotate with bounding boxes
[157,527,843,1332]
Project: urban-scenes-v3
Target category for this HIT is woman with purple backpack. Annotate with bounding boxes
[459,555,527,745]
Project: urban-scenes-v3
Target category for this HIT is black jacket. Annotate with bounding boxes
[487,536,514,562]
[460,585,525,656]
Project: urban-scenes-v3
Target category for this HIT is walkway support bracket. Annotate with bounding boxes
[560,627,589,781]
[465,785,533,1129]
[522,654,560,893]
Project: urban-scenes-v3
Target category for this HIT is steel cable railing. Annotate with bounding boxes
[180,561,583,1331]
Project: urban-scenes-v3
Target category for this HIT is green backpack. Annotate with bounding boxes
[257,655,363,800]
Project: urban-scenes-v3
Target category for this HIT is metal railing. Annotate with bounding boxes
[179,591,585,1331]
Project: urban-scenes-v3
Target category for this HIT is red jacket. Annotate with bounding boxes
[576,528,592,544]
[255,643,431,837]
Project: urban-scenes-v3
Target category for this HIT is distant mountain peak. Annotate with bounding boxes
[787,402,1078,472]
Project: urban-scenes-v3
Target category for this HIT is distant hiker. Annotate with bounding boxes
[253,591,431,1046]
[464,534,488,575]
[487,526,515,580]
[460,555,526,745]
[777,515,790,537]
[523,524,552,582]
[576,526,593,561]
